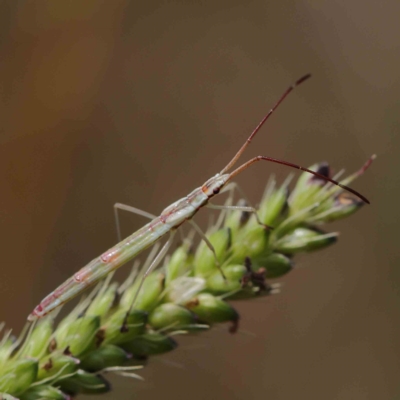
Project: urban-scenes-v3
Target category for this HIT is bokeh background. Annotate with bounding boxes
[0,1,399,399]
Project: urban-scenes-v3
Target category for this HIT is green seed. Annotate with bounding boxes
[165,244,193,285]
[207,264,247,294]
[0,359,38,396]
[58,370,110,396]
[289,163,330,214]
[86,283,118,320]
[0,338,15,365]
[165,276,206,304]
[37,354,79,381]
[261,253,293,278]
[18,319,53,359]
[194,228,231,277]
[186,293,239,328]
[102,308,147,346]
[274,227,337,253]
[307,193,364,223]
[20,385,68,400]
[259,186,288,227]
[121,333,177,357]
[149,303,195,331]
[120,271,164,312]
[81,344,130,372]
[54,316,100,357]
[230,225,269,265]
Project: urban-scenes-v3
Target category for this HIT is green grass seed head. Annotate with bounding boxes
[0,166,371,398]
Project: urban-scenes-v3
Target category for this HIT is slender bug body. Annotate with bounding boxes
[28,174,230,320]
[28,75,372,321]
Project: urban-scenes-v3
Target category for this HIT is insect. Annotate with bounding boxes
[27,74,371,321]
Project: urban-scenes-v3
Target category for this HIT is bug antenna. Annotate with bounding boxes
[227,155,372,204]
[220,74,312,174]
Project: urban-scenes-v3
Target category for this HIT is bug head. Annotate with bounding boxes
[201,173,230,198]
[27,305,43,321]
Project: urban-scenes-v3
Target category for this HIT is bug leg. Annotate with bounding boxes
[114,203,156,241]
[210,182,237,230]
[206,203,273,230]
[189,220,227,281]
[218,182,273,228]
[121,231,176,332]
[220,181,250,203]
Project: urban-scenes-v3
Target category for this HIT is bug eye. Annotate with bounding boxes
[213,187,220,194]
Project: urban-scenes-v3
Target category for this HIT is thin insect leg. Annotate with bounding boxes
[220,181,252,206]
[206,203,273,230]
[213,203,229,232]
[119,244,161,296]
[180,228,196,253]
[219,181,266,225]
[112,203,159,296]
[218,181,236,201]
[215,180,270,227]
[118,260,141,295]
[189,220,227,280]
[114,203,157,241]
[121,231,176,331]
[177,226,186,243]
[212,182,242,231]
[96,270,116,300]
[99,203,156,301]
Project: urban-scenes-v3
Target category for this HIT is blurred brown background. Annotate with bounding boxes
[0,1,398,399]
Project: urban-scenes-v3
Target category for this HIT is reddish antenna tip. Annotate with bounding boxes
[296,74,312,86]
[220,73,313,175]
